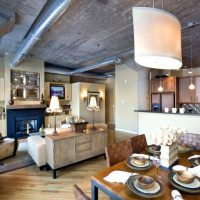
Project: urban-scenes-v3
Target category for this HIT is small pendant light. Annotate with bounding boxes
[188,29,195,90]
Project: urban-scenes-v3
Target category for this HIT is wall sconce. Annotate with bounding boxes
[83,96,87,102]
[82,90,88,102]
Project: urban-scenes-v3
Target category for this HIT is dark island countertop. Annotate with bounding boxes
[134,110,200,116]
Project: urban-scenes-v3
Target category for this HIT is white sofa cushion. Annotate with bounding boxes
[27,136,46,167]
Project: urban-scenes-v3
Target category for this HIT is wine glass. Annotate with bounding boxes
[153,155,161,179]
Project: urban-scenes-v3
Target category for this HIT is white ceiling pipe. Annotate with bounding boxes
[10,0,72,67]
[67,57,121,75]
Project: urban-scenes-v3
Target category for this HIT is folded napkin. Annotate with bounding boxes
[172,165,200,178]
[188,155,200,160]
[131,153,159,161]
[103,170,138,184]
[171,190,184,200]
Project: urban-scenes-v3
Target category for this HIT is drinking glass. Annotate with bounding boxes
[153,155,161,179]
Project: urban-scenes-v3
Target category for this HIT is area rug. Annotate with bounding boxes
[0,140,35,174]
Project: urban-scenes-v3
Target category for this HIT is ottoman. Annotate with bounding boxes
[27,136,46,167]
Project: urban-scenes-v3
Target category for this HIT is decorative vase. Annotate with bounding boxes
[8,91,14,105]
[40,93,44,104]
[160,141,178,168]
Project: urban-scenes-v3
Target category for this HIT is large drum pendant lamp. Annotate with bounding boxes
[132,7,182,69]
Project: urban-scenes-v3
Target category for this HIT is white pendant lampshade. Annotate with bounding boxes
[132,7,182,69]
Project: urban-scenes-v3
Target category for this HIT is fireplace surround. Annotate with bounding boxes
[6,105,46,138]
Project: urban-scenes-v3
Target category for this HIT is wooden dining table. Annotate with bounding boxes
[91,152,200,200]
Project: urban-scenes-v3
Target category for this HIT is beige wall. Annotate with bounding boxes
[71,76,115,124]
[4,54,45,105]
[45,72,70,83]
[71,82,105,124]
[115,60,149,133]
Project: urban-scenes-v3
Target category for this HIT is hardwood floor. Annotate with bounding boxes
[0,127,135,200]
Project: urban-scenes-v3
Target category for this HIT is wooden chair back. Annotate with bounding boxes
[73,184,91,200]
[105,140,132,167]
[129,134,147,153]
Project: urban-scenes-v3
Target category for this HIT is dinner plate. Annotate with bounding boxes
[168,171,200,194]
[126,157,153,171]
[189,158,200,167]
[173,175,200,189]
[127,175,164,198]
[146,145,161,156]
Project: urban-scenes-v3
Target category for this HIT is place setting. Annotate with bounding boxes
[126,153,161,172]
[188,155,200,167]
[146,144,161,156]
[168,164,200,194]
[126,174,164,198]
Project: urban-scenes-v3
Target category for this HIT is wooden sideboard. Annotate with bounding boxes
[45,125,107,178]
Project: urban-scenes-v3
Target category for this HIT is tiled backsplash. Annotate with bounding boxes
[181,103,200,114]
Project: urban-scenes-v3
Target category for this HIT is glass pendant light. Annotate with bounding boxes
[158,72,163,92]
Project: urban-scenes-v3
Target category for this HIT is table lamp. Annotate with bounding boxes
[46,96,63,135]
[87,96,99,129]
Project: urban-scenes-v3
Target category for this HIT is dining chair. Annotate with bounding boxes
[73,184,91,200]
[129,134,147,153]
[105,140,132,167]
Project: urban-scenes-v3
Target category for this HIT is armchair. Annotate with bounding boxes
[0,136,18,161]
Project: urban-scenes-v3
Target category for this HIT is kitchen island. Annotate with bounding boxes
[135,110,200,144]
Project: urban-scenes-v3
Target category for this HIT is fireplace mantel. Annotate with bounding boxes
[6,104,47,110]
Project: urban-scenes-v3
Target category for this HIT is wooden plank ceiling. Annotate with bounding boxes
[0,0,200,74]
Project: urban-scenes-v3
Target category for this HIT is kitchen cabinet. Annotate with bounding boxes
[195,77,200,103]
[163,76,176,92]
[151,76,175,93]
[179,77,195,103]
[151,76,176,111]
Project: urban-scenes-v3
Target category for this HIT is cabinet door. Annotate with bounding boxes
[65,83,71,100]
[179,77,195,103]
[44,82,50,100]
[161,93,174,112]
[0,78,4,101]
[195,77,200,103]
[163,76,175,92]
[46,137,75,169]
[92,132,107,156]
[151,79,161,93]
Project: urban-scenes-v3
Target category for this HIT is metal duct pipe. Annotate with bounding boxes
[45,65,109,79]
[10,0,72,67]
[66,57,121,75]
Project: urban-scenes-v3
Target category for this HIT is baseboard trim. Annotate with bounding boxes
[115,128,137,134]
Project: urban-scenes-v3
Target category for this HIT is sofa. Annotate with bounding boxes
[0,136,18,160]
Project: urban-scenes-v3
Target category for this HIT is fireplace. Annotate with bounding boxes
[7,105,46,138]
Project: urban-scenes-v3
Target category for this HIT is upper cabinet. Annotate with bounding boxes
[178,77,200,103]
[151,76,176,93]
[44,82,71,101]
